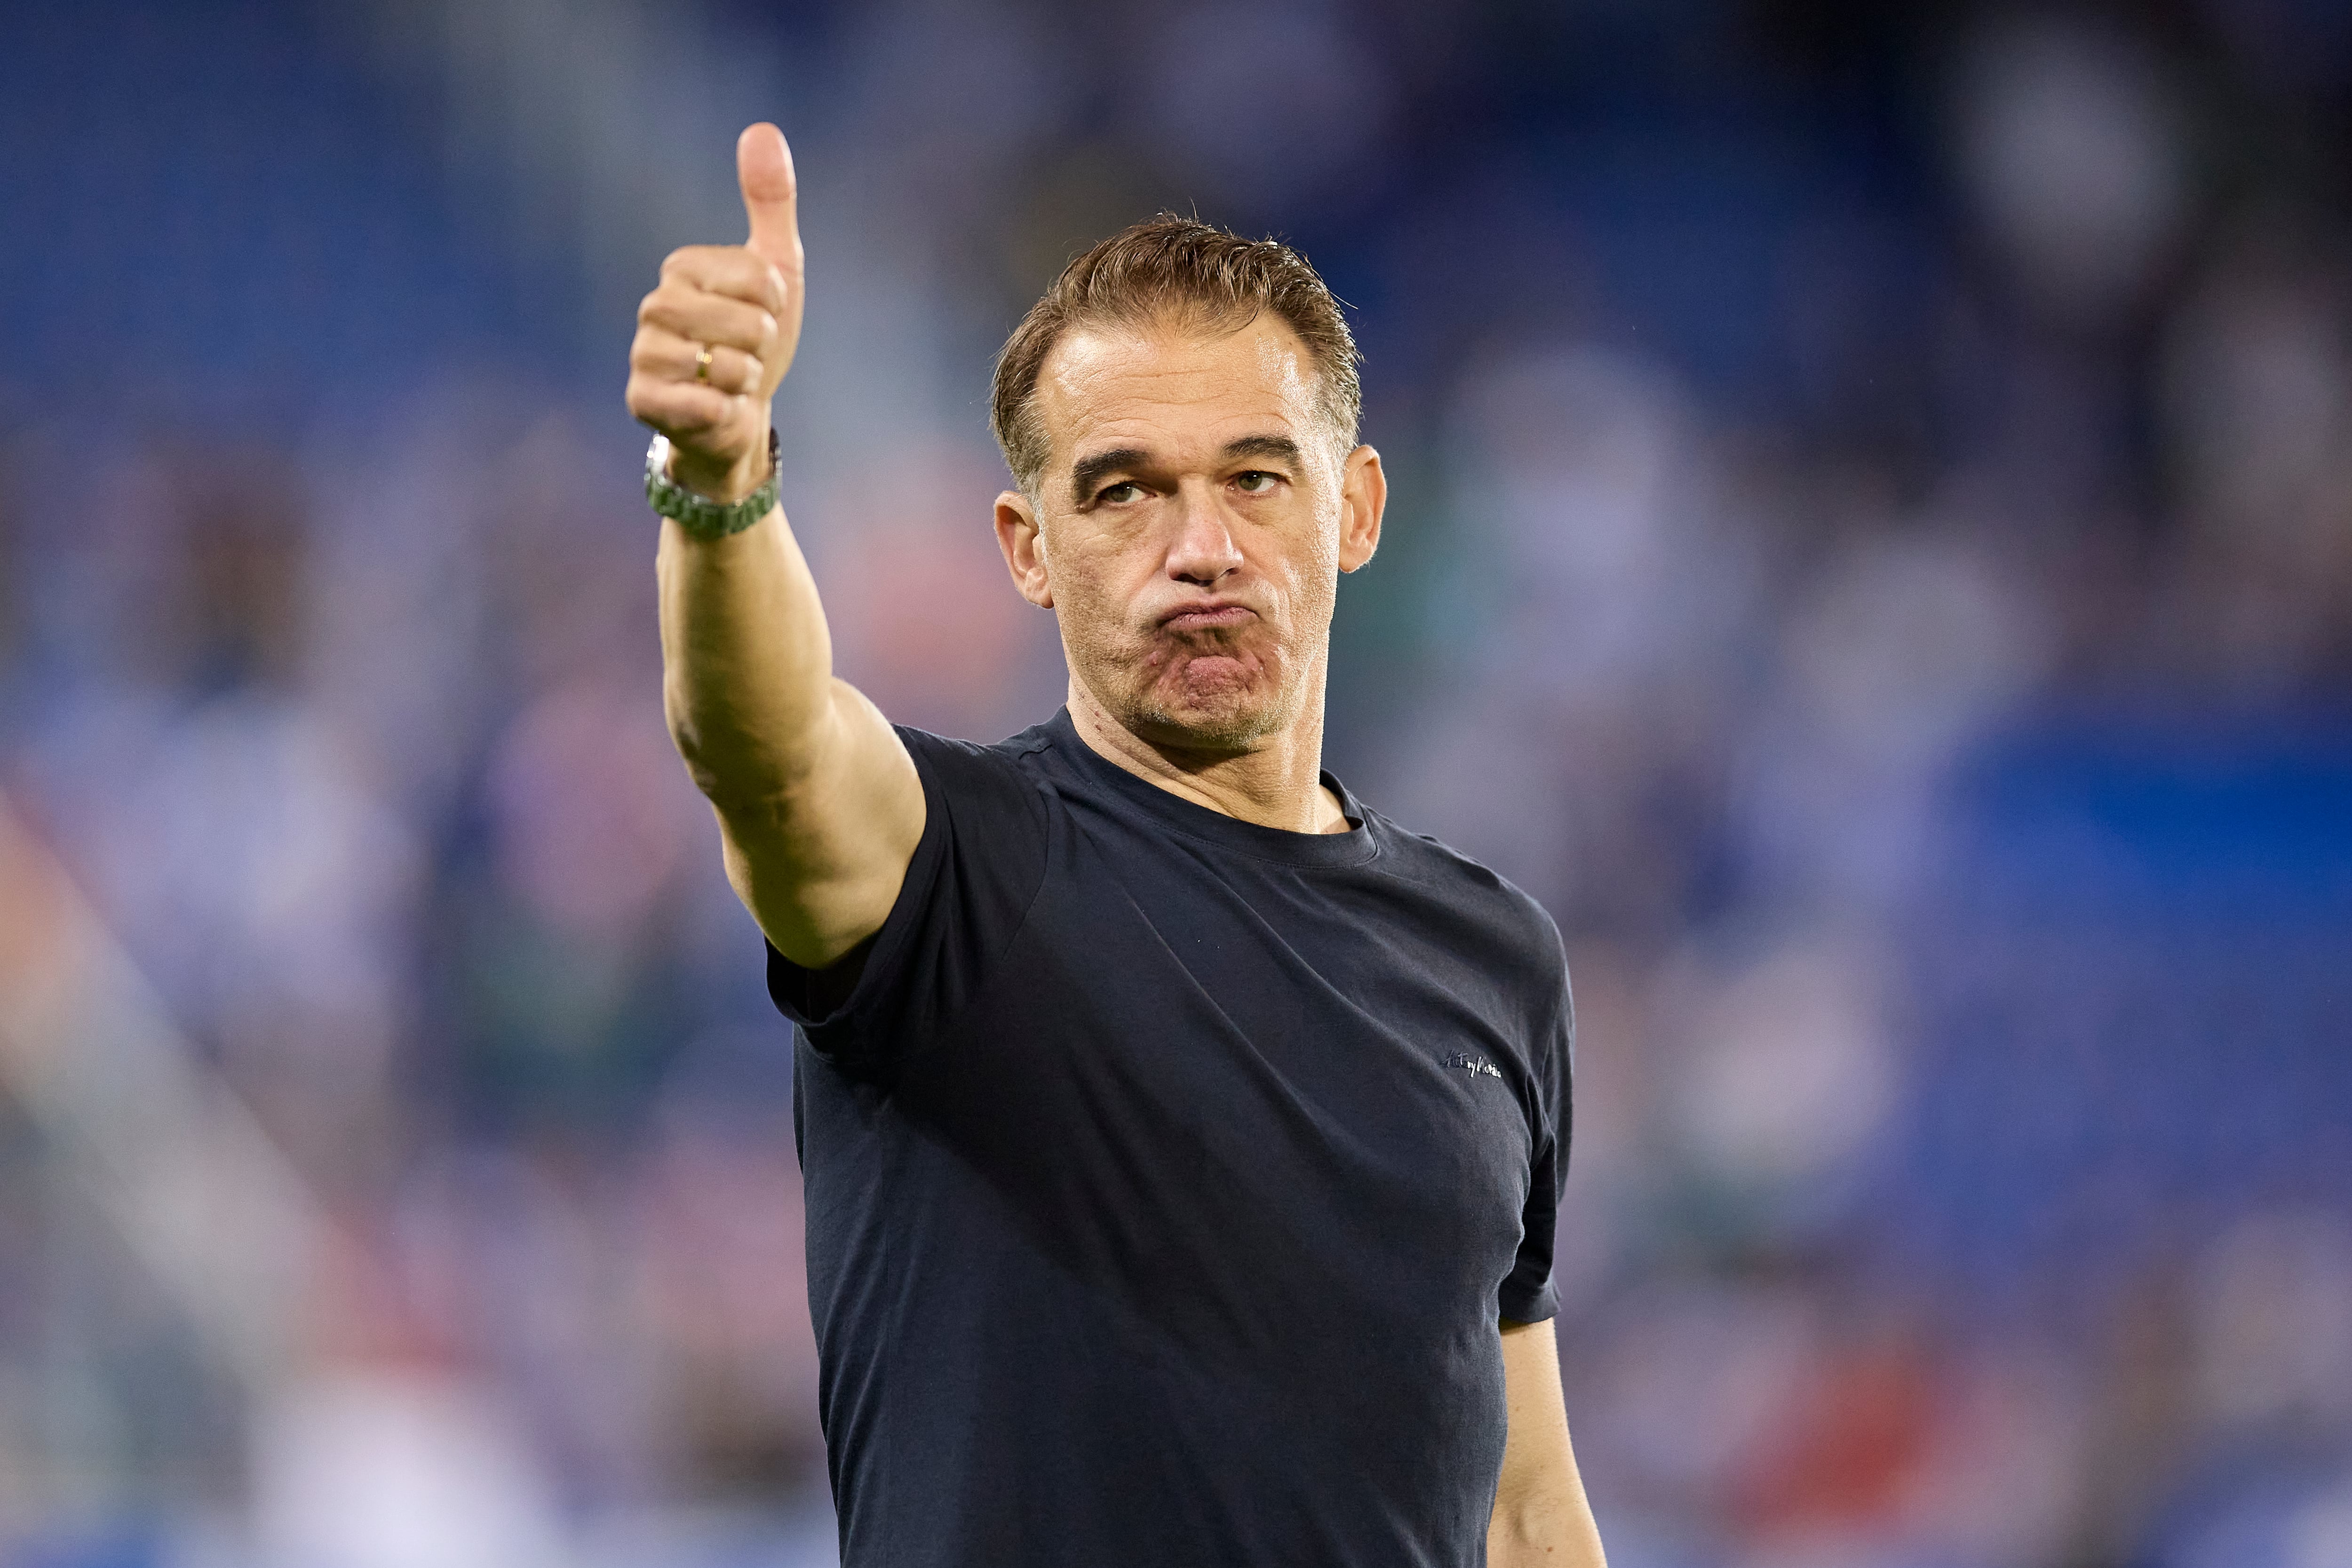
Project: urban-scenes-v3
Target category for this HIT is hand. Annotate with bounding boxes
[627,123,805,502]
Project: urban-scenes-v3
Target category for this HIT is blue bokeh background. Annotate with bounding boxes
[2,2,2348,1565]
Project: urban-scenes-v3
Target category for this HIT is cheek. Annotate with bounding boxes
[1268,518,1343,610]
[1044,533,1148,633]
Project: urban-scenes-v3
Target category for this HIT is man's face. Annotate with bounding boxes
[993,313,1384,752]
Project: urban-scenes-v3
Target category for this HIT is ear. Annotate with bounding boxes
[1337,445,1386,573]
[994,489,1054,608]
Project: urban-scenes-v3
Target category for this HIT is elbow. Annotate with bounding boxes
[666,720,729,802]
[665,706,826,829]
[1489,1493,1605,1568]
[663,703,734,802]
[670,724,789,818]
[662,680,819,808]
[1489,1501,1547,1562]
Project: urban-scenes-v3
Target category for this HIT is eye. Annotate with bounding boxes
[1234,470,1281,494]
[1098,481,1145,505]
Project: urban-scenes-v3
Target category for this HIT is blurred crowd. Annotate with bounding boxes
[1,1,2349,1566]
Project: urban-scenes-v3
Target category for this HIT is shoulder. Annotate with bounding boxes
[1358,804,1569,994]
[892,719,1056,772]
[1358,806,1574,1116]
[892,722,1057,820]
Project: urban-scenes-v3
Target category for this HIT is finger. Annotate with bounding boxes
[630,332,763,396]
[738,122,801,274]
[631,327,763,395]
[627,377,739,436]
[636,287,776,356]
[659,245,787,313]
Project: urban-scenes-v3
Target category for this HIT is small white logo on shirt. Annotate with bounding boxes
[1447,1052,1502,1079]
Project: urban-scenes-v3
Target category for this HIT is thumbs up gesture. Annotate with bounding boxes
[627,123,805,502]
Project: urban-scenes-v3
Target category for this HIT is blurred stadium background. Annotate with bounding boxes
[2,1,2350,1565]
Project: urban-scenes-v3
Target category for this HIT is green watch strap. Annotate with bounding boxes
[644,429,781,539]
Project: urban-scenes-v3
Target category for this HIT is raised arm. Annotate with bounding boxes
[627,123,923,969]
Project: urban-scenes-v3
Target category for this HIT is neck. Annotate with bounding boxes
[1065,675,1351,836]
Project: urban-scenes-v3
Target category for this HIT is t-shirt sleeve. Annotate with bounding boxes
[765,726,1049,1071]
[1498,936,1573,1324]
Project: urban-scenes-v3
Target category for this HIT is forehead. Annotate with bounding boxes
[1033,314,1321,464]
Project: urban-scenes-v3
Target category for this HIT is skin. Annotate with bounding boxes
[628,122,1604,1568]
[1495,1320,1610,1566]
[991,310,1382,834]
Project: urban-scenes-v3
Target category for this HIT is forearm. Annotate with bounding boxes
[631,124,922,969]
[1487,1489,1607,1568]
[1491,1321,1607,1567]
[656,502,840,812]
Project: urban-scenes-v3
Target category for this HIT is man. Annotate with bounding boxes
[626,122,1607,1567]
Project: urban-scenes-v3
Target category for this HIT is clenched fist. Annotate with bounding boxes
[627,122,805,503]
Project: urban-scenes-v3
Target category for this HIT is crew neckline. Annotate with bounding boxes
[1042,707,1379,869]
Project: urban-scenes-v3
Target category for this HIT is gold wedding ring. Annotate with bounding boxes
[694,344,715,384]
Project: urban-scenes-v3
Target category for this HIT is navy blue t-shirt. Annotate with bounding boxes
[771,710,1573,1568]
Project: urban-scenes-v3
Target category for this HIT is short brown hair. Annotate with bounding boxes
[989,216,1362,495]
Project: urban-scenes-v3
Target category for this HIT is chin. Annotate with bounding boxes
[1128,666,1297,751]
[1079,618,1310,751]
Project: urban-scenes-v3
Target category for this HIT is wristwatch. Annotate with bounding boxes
[644,429,781,539]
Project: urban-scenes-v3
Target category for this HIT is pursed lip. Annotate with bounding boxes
[1156,599,1259,632]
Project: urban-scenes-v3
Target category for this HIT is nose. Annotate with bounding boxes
[1164,482,1244,587]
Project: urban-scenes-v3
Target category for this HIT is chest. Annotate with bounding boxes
[910,828,1536,1247]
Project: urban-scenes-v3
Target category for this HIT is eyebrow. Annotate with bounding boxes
[1068,435,1308,507]
[1071,447,1147,508]
[1222,434,1304,468]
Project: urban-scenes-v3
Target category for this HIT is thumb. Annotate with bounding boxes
[738,122,800,271]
